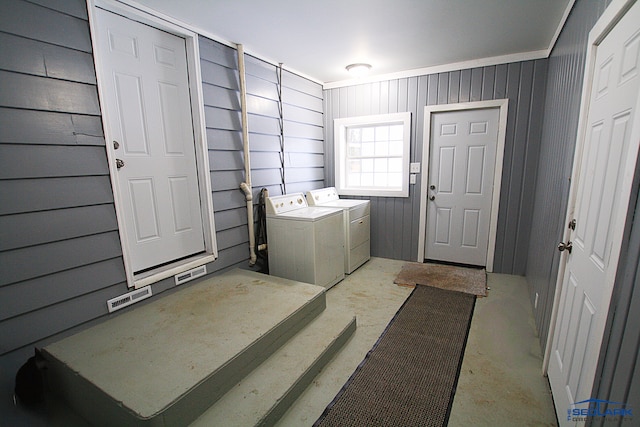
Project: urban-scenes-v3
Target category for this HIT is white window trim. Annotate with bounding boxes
[334,112,411,197]
[87,0,218,289]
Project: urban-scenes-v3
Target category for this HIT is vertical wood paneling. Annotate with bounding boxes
[525,0,640,416]
[448,70,460,103]
[517,60,547,275]
[470,67,483,102]
[459,69,472,103]
[437,73,448,104]
[525,0,611,357]
[427,74,438,105]
[324,60,547,272]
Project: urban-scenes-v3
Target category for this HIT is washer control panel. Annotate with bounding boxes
[266,193,309,214]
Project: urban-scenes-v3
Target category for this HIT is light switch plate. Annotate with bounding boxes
[410,174,417,184]
[410,162,420,173]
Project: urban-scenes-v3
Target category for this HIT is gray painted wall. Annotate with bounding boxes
[200,36,324,270]
[526,0,640,417]
[3,0,639,423]
[323,61,548,274]
[525,0,611,355]
[0,0,126,355]
[0,2,323,422]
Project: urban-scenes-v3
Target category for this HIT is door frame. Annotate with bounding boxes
[543,0,640,376]
[417,99,508,272]
[87,0,217,288]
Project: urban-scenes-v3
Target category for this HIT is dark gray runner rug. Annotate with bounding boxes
[314,285,476,427]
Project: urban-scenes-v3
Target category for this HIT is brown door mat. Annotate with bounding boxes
[394,262,487,297]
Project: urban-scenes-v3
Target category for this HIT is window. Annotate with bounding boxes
[334,112,411,197]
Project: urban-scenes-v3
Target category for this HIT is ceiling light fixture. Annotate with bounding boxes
[346,63,372,77]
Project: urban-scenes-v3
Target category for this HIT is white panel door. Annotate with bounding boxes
[95,9,205,273]
[548,1,640,425]
[425,108,499,266]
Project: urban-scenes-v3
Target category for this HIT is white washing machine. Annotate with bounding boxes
[266,193,345,289]
[306,187,370,274]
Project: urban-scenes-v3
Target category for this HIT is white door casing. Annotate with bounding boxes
[545,0,640,424]
[89,0,217,288]
[417,100,508,272]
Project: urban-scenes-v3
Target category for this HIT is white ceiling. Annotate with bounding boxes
[132,0,573,85]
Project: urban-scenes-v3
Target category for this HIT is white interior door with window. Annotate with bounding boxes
[92,4,216,287]
[546,0,640,424]
[418,101,507,270]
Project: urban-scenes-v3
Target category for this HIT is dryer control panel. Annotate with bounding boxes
[266,193,308,214]
[306,187,340,205]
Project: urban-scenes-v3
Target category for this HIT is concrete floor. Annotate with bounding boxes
[15,257,557,426]
[448,273,558,426]
[276,257,558,426]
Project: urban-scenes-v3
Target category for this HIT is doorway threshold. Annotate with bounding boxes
[132,253,216,289]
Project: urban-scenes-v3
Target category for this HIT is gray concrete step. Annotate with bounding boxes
[191,306,357,427]
[42,269,327,427]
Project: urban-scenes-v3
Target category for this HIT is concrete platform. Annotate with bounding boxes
[43,269,331,426]
[11,258,556,426]
[192,307,356,426]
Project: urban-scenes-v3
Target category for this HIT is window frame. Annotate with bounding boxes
[334,112,411,197]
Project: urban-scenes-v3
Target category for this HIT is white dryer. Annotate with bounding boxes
[306,187,370,274]
[266,193,345,289]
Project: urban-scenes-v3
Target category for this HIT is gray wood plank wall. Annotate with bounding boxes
[0,1,325,408]
[525,0,612,356]
[200,36,325,272]
[0,0,128,359]
[4,0,638,421]
[323,61,548,273]
[525,0,640,416]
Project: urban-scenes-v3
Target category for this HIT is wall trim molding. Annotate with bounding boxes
[324,1,577,90]
[324,51,548,90]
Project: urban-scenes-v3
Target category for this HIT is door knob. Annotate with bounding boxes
[558,241,572,254]
[116,159,125,170]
